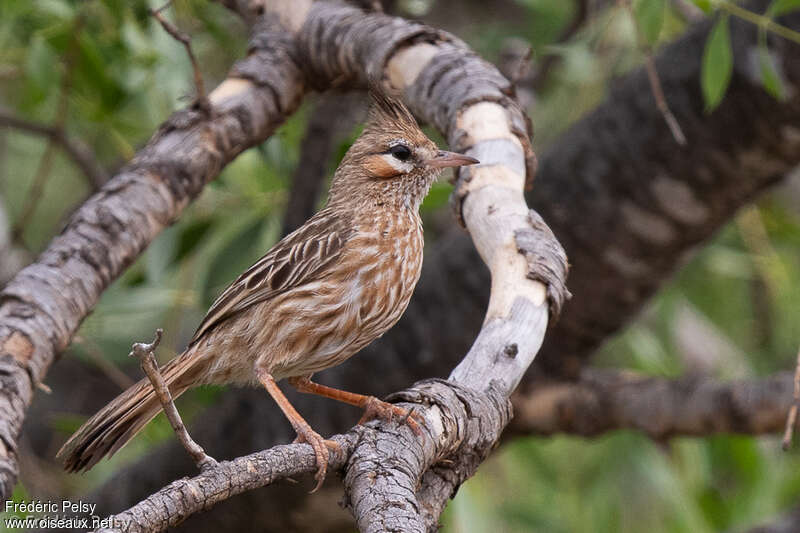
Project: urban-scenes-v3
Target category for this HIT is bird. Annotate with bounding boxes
[57,90,479,489]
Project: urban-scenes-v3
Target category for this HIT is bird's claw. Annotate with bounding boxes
[358,396,424,436]
[293,427,338,492]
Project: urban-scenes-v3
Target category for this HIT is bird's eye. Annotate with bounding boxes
[388,144,412,161]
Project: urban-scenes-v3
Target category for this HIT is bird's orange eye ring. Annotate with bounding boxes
[387,144,412,161]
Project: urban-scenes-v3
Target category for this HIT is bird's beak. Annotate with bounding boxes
[426,150,480,168]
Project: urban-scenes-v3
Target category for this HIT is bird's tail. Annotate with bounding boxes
[57,349,203,473]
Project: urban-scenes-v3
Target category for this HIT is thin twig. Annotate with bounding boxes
[620,0,687,145]
[642,55,687,144]
[782,347,800,450]
[718,0,800,46]
[129,329,217,471]
[150,1,211,115]
[0,109,107,189]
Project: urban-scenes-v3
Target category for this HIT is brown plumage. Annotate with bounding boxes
[57,91,478,487]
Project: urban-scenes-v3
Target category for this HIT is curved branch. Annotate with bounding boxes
[290,2,567,527]
[0,7,307,500]
[89,1,569,529]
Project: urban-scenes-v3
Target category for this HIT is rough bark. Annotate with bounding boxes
[84,3,800,530]
[509,369,794,438]
[0,9,307,500]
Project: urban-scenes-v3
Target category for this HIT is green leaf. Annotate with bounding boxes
[691,0,713,13]
[767,0,800,17]
[701,16,733,111]
[634,0,666,45]
[758,41,785,100]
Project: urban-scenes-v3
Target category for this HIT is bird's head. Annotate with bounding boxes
[328,91,478,210]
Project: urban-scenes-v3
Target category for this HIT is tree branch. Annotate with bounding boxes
[509,368,793,439]
[95,377,513,533]
[0,4,307,500]
[96,434,357,533]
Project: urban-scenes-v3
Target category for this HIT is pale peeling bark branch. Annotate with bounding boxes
[509,369,793,439]
[91,2,568,531]
[0,6,307,500]
[290,2,566,528]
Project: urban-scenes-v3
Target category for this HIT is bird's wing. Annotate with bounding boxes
[188,209,353,345]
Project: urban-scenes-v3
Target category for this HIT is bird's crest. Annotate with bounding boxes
[364,88,428,146]
[367,89,416,128]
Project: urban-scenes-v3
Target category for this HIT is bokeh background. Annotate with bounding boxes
[1,0,800,531]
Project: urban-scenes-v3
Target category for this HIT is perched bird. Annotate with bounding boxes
[57,91,478,488]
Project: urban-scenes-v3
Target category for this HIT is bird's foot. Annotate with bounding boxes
[357,396,424,436]
[292,425,340,492]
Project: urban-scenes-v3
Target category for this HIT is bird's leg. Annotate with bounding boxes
[287,376,423,436]
[256,369,339,492]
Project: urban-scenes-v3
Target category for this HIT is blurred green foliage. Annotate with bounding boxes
[1,0,800,531]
